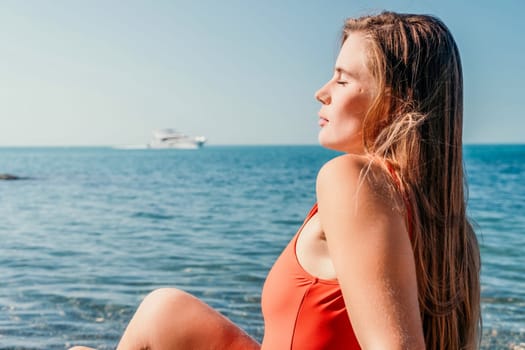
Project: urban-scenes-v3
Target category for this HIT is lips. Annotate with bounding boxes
[318,115,329,127]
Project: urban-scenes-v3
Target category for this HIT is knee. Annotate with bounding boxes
[136,287,197,323]
[140,287,191,311]
[127,288,205,347]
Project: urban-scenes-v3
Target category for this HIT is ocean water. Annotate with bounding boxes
[0,145,523,349]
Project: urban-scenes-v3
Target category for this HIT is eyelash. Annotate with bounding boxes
[336,81,348,86]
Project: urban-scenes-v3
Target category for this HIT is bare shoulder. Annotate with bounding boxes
[315,153,409,254]
[316,153,368,185]
[316,154,402,212]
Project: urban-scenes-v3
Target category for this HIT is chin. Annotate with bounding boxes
[318,137,343,153]
[318,131,365,154]
[318,137,363,155]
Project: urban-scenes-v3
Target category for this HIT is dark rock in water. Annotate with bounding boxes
[0,173,25,180]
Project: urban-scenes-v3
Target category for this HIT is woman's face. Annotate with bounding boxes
[315,32,376,154]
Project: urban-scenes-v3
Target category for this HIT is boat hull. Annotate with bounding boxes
[147,141,205,149]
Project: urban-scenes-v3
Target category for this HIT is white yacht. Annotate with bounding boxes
[147,129,207,149]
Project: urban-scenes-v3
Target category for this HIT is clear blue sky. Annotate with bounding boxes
[1,0,523,146]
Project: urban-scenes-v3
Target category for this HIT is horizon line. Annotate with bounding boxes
[0,142,523,148]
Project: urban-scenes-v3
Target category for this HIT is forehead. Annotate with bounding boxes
[335,32,371,78]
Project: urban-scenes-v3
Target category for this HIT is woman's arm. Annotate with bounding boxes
[316,155,425,349]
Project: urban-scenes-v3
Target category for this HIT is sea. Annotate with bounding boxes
[0,145,523,349]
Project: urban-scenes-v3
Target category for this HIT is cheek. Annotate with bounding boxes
[330,95,369,135]
[339,90,371,118]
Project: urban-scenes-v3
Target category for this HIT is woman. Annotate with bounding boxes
[72,11,480,350]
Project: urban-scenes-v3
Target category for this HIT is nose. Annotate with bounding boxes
[315,83,331,105]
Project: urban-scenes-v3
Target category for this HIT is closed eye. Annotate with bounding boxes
[337,81,348,86]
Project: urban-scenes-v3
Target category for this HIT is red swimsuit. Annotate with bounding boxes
[260,204,361,349]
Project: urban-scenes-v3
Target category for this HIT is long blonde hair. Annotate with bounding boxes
[343,12,481,349]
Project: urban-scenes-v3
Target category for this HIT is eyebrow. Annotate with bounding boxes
[335,67,359,79]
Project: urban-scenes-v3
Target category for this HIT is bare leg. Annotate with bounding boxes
[71,288,260,350]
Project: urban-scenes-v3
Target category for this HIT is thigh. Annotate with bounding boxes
[117,288,260,350]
